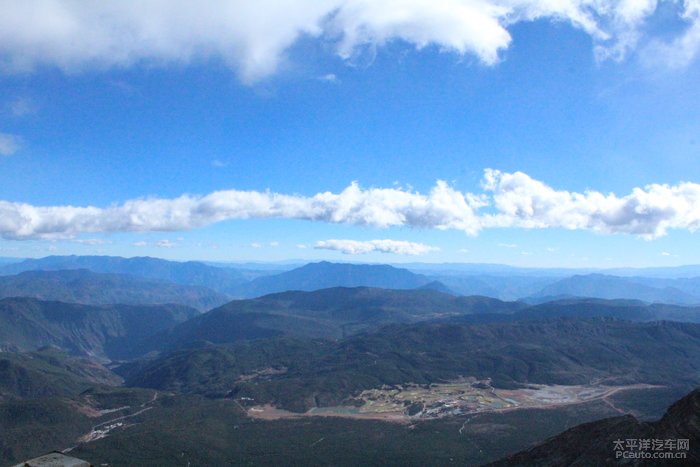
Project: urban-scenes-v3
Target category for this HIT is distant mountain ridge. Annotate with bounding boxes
[0,269,229,311]
[0,255,263,295]
[230,261,443,298]
[530,273,700,305]
[441,297,700,326]
[5,256,700,305]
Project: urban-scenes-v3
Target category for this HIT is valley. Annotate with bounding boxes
[246,380,661,423]
[1,256,699,465]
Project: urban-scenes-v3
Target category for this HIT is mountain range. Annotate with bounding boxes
[0,255,263,295]
[529,273,700,305]
[126,318,700,411]
[0,269,228,311]
[2,255,700,465]
[229,261,440,297]
[3,285,699,364]
[6,255,700,305]
[141,287,523,354]
[0,297,198,359]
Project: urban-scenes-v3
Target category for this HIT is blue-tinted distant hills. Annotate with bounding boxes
[528,273,700,305]
[0,255,266,295]
[6,255,700,305]
[229,261,447,298]
[0,269,229,311]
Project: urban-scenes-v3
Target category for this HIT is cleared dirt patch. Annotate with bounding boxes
[245,379,660,423]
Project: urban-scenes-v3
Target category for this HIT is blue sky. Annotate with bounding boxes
[1,1,700,267]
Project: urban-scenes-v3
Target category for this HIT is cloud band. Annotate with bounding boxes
[1,169,699,240]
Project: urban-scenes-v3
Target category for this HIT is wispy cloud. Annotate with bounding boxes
[0,132,20,156]
[156,239,177,248]
[318,73,338,83]
[8,97,36,117]
[211,159,228,168]
[1,169,700,240]
[132,239,178,248]
[315,239,439,255]
[72,238,112,246]
[0,2,698,82]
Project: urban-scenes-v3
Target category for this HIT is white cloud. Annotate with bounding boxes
[1,169,700,240]
[0,132,21,156]
[250,242,262,248]
[482,169,700,239]
[132,241,148,247]
[270,241,280,247]
[211,159,228,168]
[642,0,700,68]
[315,239,439,255]
[0,2,698,82]
[498,242,518,248]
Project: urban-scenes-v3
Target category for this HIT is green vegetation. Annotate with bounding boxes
[0,397,93,464]
[2,261,700,465]
[490,388,700,466]
[149,287,523,352]
[127,318,700,412]
[0,348,120,399]
[0,297,198,359]
[69,394,623,466]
